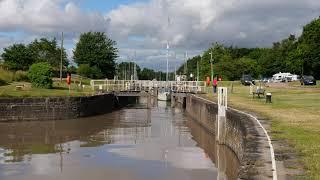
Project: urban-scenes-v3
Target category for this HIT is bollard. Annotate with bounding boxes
[266,93,272,103]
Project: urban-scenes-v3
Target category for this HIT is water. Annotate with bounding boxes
[0,100,239,180]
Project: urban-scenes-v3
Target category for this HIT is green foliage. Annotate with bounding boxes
[77,64,92,78]
[117,62,141,80]
[178,18,320,80]
[1,38,68,73]
[73,32,118,79]
[1,44,34,70]
[29,38,68,69]
[139,68,156,80]
[296,17,320,79]
[0,79,6,86]
[27,62,53,89]
[77,64,103,79]
[0,68,14,83]
[67,66,77,74]
[14,71,28,82]
[115,62,170,80]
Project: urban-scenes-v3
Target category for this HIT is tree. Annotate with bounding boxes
[296,17,320,79]
[2,44,35,70]
[67,66,77,74]
[27,62,53,89]
[77,64,92,78]
[139,68,156,80]
[77,64,103,79]
[117,62,141,80]
[73,32,118,79]
[29,38,68,70]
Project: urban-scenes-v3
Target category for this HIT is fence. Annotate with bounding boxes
[90,80,206,94]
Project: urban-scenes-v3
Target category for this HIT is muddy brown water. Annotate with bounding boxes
[0,101,240,180]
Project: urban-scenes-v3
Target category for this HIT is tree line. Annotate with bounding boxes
[0,31,169,86]
[1,32,118,79]
[1,38,68,72]
[116,62,174,81]
[178,17,320,81]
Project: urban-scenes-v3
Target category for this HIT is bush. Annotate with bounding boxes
[28,62,53,89]
[77,64,103,79]
[14,70,28,82]
[77,64,92,78]
[0,68,14,83]
[0,79,6,86]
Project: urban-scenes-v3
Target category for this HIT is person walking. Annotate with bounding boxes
[213,77,218,94]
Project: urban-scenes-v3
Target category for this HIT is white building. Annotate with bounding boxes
[272,72,299,82]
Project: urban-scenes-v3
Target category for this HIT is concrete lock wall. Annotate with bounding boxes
[185,95,274,179]
[0,94,120,122]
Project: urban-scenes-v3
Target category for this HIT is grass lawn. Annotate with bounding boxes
[0,81,94,97]
[203,81,320,179]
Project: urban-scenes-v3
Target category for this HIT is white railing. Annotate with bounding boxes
[90,80,206,93]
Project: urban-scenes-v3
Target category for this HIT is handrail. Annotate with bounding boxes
[90,80,206,93]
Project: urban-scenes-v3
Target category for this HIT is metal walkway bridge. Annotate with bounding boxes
[90,80,206,94]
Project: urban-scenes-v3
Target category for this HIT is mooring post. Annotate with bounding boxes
[216,87,228,144]
[171,94,175,108]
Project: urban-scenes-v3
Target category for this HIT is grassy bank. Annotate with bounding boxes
[0,81,93,97]
[203,81,320,179]
[0,67,94,97]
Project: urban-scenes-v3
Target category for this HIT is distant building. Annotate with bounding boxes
[176,75,187,81]
[272,72,299,82]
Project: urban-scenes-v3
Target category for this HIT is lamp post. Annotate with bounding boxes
[198,54,201,82]
[60,32,64,82]
[209,51,214,85]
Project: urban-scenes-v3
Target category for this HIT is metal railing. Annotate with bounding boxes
[90,80,206,94]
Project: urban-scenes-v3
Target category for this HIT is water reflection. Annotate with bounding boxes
[0,100,239,180]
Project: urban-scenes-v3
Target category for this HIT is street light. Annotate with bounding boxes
[209,51,214,85]
[198,54,201,82]
[60,32,64,82]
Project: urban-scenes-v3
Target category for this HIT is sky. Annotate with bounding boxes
[0,0,320,71]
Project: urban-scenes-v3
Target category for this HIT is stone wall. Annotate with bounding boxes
[185,95,274,179]
[0,94,118,122]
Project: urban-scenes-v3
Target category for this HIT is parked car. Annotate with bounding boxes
[241,75,255,86]
[300,75,317,86]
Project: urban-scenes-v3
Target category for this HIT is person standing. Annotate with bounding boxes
[213,77,218,94]
[66,72,71,93]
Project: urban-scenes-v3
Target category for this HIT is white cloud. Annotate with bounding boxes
[0,0,109,33]
[103,0,320,70]
[1,0,320,70]
[107,0,320,49]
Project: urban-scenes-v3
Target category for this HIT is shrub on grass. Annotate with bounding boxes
[28,62,53,89]
[14,70,28,82]
[77,64,103,79]
[0,68,14,83]
[77,64,92,78]
[0,79,6,86]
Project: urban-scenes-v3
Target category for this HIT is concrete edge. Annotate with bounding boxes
[192,95,277,180]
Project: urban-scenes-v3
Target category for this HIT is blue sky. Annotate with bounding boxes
[0,0,319,70]
[78,0,142,12]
